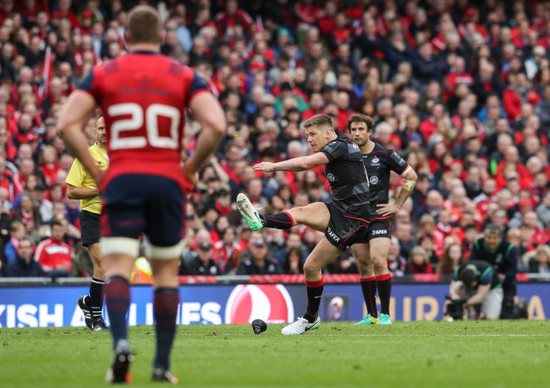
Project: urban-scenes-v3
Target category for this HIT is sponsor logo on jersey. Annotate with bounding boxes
[225,284,294,324]
[327,173,335,182]
[370,176,379,185]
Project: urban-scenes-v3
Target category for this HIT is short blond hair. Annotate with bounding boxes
[303,114,333,131]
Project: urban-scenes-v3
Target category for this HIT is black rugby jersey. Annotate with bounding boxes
[361,142,408,218]
[321,133,370,220]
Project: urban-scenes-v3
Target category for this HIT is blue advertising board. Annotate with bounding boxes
[0,283,547,328]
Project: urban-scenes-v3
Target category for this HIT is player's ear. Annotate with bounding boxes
[159,30,165,44]
[124,30,131,45]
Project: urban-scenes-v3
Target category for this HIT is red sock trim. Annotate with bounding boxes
[306,278,324,288]
[376,273,391,281]
[361,276,377,282]
[283,211,295,226]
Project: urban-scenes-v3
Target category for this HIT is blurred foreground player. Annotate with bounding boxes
[58,5,225,384]
[66,115,109,331]
[237,114,371,335]
[348,114,417,325]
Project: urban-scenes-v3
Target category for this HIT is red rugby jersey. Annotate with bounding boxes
[78,51,209,191]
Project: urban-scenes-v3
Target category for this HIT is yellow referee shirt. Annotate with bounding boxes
[65,143,109,215]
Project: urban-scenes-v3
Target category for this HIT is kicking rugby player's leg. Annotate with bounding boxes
[284,202,330,232]
[302,237,343,321]
[237,193,330,232]
[282,237,342,335]
[352,243,378,321]
[370,237,392,323]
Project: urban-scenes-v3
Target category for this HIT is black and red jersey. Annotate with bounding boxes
[361,142,408,218]
[321,133,370,220]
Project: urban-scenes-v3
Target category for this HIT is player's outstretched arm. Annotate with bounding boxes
[254,152,329,173]
[58,91,103,183]
[185,92,226,182]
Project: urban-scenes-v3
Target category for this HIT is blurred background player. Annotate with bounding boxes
[348,114,418,325]
[66,114,108,331]
[445,261,502,320]
[58,5,226,384]
[469,224,519,319]
[237,114,371,335]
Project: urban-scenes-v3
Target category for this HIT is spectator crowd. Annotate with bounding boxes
[0,0,549,279]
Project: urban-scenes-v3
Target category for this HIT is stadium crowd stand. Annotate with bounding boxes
[0,0,548,279]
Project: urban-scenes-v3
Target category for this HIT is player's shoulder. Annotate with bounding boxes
[378,143,408,168]
[372,142,394,156]
[323,133,358,154]
[336,132,354,143]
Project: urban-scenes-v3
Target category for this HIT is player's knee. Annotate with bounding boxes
[288,207,304,224]
[373,261,386,274]
[371,255,386,272]
[303,260,320,278]
[355,255,371,268]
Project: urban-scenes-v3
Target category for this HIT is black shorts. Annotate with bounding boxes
[80,210,100,246]
[101,174,185,246]
[367,217,392,241]
[324,202,370,250]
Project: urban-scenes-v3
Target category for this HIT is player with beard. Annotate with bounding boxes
[66,115,109,331]
[348,114,418,325]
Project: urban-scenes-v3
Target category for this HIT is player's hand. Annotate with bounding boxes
[253,162,276,173]
[181,164,198,193]
[376,203,400,216]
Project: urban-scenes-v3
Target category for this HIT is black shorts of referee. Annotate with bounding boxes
[80,210,100,246]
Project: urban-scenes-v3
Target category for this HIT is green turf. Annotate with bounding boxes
[0,321,548,387]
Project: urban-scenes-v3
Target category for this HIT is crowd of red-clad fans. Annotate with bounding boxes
[0,0,549,279]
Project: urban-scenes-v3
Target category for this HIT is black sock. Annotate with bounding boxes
[261,212,294,229]
[376,274,392,315]
[89,277,104,321]
[104,276,130,349]
[153,288,179,370]
[360,276,378,318]
[304,279,323,322]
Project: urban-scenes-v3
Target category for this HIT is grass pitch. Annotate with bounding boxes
[0,321,548,388]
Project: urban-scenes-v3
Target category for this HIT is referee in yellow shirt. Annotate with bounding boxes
[66,115,109,331]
